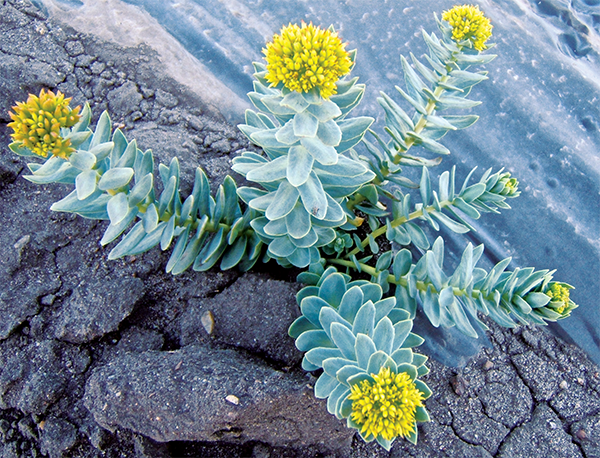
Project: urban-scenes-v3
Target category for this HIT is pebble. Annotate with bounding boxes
[225,395,239,405]
[201,311,215,335]
[450,374,468,396]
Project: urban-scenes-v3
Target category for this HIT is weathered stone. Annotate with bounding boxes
[572,412,600,458]
[51,275,145,344]
[115,326,164,354]
[154,89,179,108]
[0,338,89,414]
[39,416,77,458]
[84,345,354,454]
[450,397,509,455]
[479,378,533,429]
[107,80,143,115]
[512,352,562,401]
[498,404,583,458]
[180,273,302,366]
[550,381,600,423]
[0,226,61,339]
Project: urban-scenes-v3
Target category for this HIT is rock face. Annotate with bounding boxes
[179,273,303,367]
[50,275,145,344]
[83,345,353,454]
[0,1,598,458]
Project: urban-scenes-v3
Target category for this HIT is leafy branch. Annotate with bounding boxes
[18,105,262,274]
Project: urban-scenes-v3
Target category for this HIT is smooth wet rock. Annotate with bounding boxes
[180,273,302,366]
[83,345,353,454]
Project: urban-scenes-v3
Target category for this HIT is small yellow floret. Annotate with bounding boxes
[263,22,352,99]
[8,89,81,159]
[442,4,493,51]
[545,283,571,314]
[348,367,424,441]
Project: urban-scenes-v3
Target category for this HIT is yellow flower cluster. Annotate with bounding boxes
[8,89,81,159]
[348,367,424,441]
[442,4,493,51]
[545,282,571,314]
[263,22,352,99]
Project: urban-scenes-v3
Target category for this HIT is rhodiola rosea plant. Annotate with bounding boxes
[5,4,578,451]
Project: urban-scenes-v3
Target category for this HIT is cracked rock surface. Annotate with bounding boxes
[0,1,598,457]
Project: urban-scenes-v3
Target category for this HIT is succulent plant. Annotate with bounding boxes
[289,266,431,449]
[232,24,376,268]
[5,5,582,452]
[11,104,262,273]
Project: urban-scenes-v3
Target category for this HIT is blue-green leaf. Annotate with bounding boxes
[266,180,299,220]
[355,333,377,369]
[287,145,314,187]
[293,110,319,137]
[366,351,389,375]
[306,99,342,122]
[318,273,348,308]
[98,167,134,191]
[352,300,376,336]
[314,373,339,399]
[301,137,338,165]
[75,169,98,200]
[298,172,328,220]
[246,155,288,183]
[322,357,357,378]
[339,286,364,323]
[392,320,413,349]
[330,322,357,360]
[296,330,334,352]
[107,192,129,225]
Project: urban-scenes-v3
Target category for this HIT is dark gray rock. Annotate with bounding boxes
[180,273,302,366]
[388,423,493,458]
[154,89,179,108]
[0,338,89,414]
[572,411,600,457]
[107,80,143,116]
[550,380,600,423]
[512,351,563,401]
[50,275,145,344]
[115,326,164,354]
[1,1,599,458]
[498,404,583,458]
[39,416,77,458]
[83,345,354,454]
[133,434,170,458]
[0,239,61,339]
[450,398,509,455]
[479,378,533,429]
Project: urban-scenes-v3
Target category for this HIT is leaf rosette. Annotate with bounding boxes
[289,266,431,449]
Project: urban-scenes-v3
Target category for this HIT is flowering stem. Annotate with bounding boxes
[393,79,449,164]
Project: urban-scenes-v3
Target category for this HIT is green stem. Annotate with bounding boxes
[346,199,454,257]
[327,257,487,301]
[392,76,449,164]
[132,193,225,234]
